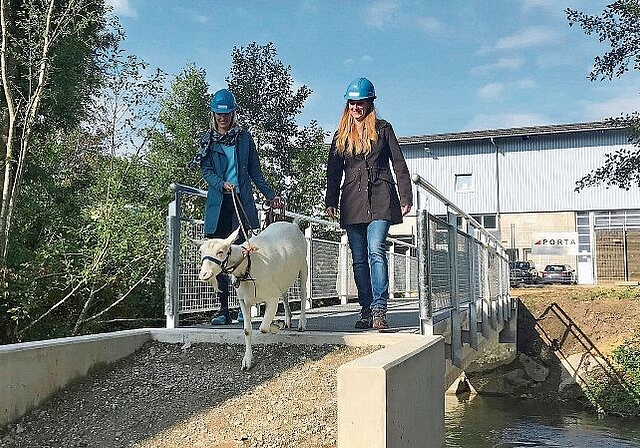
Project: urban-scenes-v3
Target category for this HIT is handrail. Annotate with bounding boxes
[411,173,502,249]
[170,183,416,249]
[170,182,207,197]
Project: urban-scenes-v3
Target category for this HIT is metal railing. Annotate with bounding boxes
[412,174,512,366]
[164,183,418,328]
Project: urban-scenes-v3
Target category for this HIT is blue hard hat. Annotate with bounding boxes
[210,89,237,113]
[344,77,376,101]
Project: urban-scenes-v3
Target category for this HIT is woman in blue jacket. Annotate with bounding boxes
[200,88,281,325]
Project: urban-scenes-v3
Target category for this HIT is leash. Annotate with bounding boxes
[262,198,287,230]
[229,188,253,242]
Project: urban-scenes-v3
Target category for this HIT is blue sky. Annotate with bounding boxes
[107,0,639,139]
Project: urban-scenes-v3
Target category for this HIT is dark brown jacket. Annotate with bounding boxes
[325,119,413,228]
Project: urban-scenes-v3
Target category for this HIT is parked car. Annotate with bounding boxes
[541,264,577,284]
[509,260,540,287]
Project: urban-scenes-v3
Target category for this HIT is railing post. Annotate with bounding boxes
[448,211,463,367]
[417,209,432,336]
[305,225,313,310]
[339,233,349,305]
[164,195,181,329]
[388,242,396,296]
[468,223,479,350]
[405,250,412,294]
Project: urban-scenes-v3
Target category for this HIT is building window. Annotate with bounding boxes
[455,174,473,193]
[483,215,497,229]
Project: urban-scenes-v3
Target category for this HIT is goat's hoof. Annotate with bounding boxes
[241,359,252,370]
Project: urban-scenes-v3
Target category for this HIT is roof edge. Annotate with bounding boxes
[399,121,626,145]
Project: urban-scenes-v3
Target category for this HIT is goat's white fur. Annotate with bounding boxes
[197,221,308,370]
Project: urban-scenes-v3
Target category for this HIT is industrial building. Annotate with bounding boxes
[396,121,640,285]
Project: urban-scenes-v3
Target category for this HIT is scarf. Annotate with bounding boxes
[187,125,242,171]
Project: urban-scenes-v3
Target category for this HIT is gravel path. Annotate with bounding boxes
[0,341,379,448]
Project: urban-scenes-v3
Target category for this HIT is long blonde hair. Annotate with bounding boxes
[335,101,378,156]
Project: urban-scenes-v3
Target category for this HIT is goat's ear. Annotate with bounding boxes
[224,227,241,245]
[189,238,206,248]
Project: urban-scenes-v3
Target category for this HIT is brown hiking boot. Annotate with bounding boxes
[372,308,388,331]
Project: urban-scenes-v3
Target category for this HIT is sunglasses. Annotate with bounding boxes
[347,100,368,107]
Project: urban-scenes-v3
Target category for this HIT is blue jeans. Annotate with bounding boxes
[346,220,391,314]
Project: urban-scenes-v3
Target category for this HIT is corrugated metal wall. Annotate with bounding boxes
[403,128,640,215]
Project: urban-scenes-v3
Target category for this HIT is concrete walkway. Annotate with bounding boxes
[201,299,421,334]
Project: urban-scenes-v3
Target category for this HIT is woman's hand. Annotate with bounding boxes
[223,182,235,191]
[326,206,338,219]
[401,204,412,216]
[271,196,282,209]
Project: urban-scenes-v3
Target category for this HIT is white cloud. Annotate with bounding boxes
[477,82,505,100]
[495,26,558,50]
[471,57,524,75]
[364,0,400,28]
[105,0,136,18]
[580,93,640,122]
[416,16,445,34]
[521,0,556,11]
[464,112,551,131]
[362,55,373,62]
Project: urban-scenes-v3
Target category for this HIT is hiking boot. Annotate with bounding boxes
[354,312,372,329]
[372,308,388,331]
[210,310,231,325]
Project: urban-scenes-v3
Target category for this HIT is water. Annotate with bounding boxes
[445,394,640,447]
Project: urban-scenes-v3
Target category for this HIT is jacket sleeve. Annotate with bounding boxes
[324,138,344,208]
[385,124,413,206]
[246,132,276,201]
[201,144,225,192]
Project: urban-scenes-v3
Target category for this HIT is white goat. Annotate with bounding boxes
[197,221,308,370]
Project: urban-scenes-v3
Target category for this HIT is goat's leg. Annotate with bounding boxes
[239,299,253,370]
[282,293,292,328]
[259,299,283,334]
[297,264,308,332]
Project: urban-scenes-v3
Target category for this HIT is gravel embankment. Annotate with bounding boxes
[0,341,379,448]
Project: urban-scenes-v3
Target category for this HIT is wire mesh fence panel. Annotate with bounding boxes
[393,253,407,294]
[177,220,240,313]
[310,238,340,298]
[457,232,472,304]
[430,218,452,312]
[487,249,501,301]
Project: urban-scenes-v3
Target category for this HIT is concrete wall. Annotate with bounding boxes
[1,328,446,448]
[0,330,152,427]
[338,335,445,448]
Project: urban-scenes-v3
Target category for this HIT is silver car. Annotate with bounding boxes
[541,264,577,284]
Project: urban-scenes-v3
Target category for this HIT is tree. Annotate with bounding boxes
[226,42,327,215]
[8,46,168,341]
[146,63,210,202]
[0,0,114,267]
[568,1,640,190]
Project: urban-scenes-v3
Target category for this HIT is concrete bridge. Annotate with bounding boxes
[0,174,516,447]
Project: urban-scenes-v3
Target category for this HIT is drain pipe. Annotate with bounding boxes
[490,137,502,238]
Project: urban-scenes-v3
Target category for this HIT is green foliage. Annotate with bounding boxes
[146,63,209,201]
[565,286,640,301]
[226,42,327,216]
[567,1,640,190]
[583,336,640,416]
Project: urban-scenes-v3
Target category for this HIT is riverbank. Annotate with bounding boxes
[466,284,640,412]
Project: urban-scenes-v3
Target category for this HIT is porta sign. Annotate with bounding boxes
[531,232,578,255]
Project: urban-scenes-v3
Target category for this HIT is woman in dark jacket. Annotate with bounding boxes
[200,88,281,325]
[325,77,412,330]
